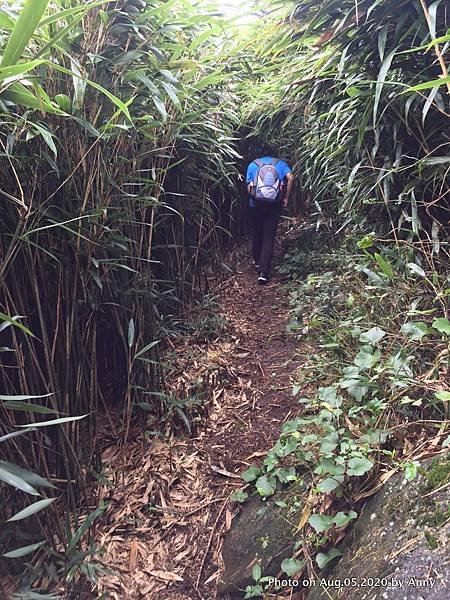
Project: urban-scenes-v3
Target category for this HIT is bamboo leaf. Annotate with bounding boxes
[3,540,45,558]
[0,10,15,30]
[407,76,450,92]
[0,466,39,495]
[0,0,50,68]
[3,402,58,414]
[134,340,160,360]
[0,460,55,489]
[428,0,442,40]
[0,393,54,401]
[373,48,397,126]
[128,318,135,348]
[0,428,37,443]
[7,498,56,522]
[0,313,35,337]
[17,415,87,428]
[0,59,46,81]
[0,82,62,114]
[153,95,167,120]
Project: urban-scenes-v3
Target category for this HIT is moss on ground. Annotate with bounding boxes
[423,456,450,491]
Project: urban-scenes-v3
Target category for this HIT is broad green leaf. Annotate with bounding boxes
[277,466,297,483]
[347,457,374,477]
[316,547,342,569]
[400,322,428,341]
[2,540,45,558]
[354,346,381,369]
[7,497,56,522]
[339,378,369,402]
[255,475,276,497]
[67,506,105,553]
[317,476,344,493]
[428,0,442,40]
[159,69,178,85]
[314,458,345,476]
[308,514,334,533]
[55,93,71,112]
[432,318,450,335]
[318,386,342,408]
[241,465,261,482]
[32,123,57,158]
[252,563,261,582]
[281,557,303,577]
[38,1,115,28]
[1,82,62,113]
[161,81,181,107]
[47,62,131,120]
[404,462,419,481]
[359,327,386,344]
[333,511,357,527]
[320,432,340,454]
[435,391,450,402]
[230,489,248,503]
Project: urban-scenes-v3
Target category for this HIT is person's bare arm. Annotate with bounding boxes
[282,172,294,208]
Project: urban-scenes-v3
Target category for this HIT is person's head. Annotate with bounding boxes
[259,143,277,157]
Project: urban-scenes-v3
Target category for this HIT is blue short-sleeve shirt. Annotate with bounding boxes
[246,156,292,207]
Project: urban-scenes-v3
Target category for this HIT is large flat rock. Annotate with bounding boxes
[308,454,450,600]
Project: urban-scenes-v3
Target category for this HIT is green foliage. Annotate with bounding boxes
[241,234,449,576]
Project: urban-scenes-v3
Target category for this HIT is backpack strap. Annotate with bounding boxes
[253,159,264,186]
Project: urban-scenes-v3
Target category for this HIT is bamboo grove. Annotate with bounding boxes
[1,0,450,594]
[0,0,242,577]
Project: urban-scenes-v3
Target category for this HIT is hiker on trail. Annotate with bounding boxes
[246,145,293,284]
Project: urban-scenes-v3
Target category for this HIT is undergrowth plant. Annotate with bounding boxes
[237,233,449,595]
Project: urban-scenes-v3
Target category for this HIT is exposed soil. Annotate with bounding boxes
[94,230,304,600]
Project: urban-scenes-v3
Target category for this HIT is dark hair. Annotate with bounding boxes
[259,144,277,157]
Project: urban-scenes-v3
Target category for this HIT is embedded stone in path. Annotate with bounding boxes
[218,477,310,598]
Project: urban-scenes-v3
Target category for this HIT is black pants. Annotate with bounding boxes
[250,203,281,275]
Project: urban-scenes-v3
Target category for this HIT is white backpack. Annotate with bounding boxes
[253,158,281,202]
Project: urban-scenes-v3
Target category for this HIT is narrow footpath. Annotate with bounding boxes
[96,234,303,600]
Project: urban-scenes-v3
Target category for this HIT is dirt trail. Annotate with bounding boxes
[96,237,302,600]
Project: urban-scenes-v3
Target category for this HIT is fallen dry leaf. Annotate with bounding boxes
[147,570,184,582]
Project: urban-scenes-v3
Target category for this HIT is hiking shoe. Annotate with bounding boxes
[258,273,268,284]
[253,260,260,271]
